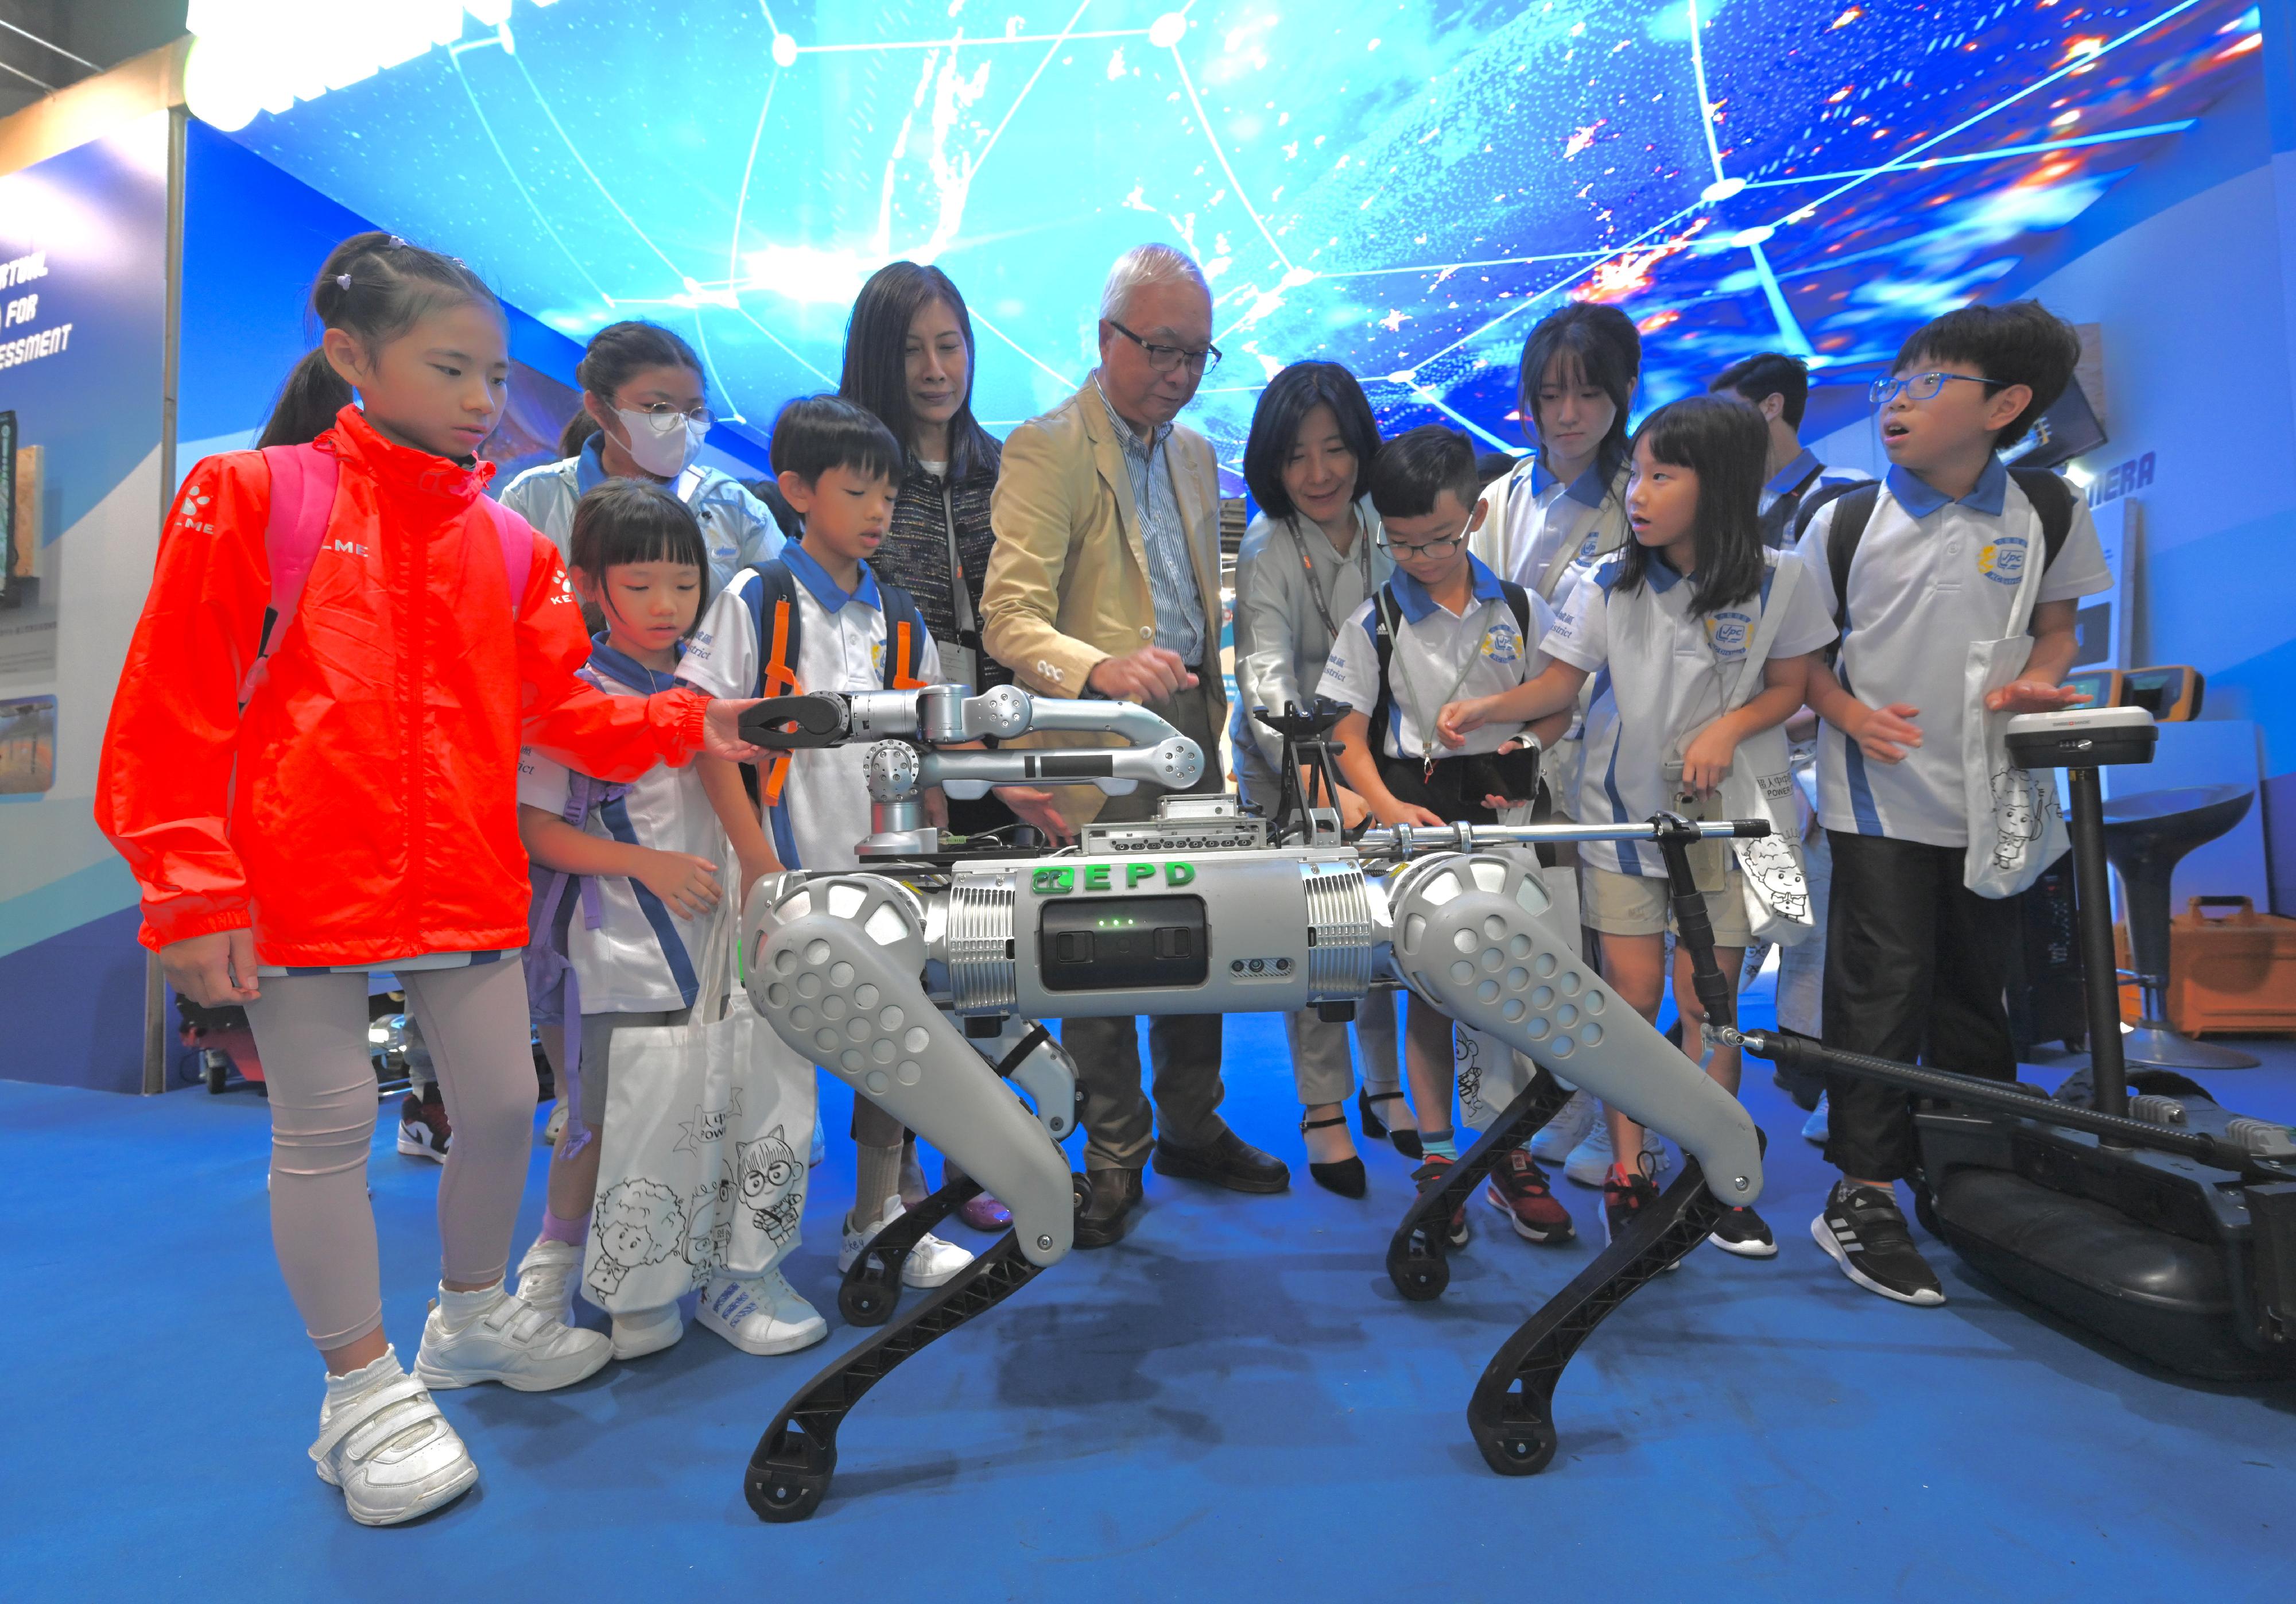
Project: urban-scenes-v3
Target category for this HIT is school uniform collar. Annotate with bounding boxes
[1529,458,1610,509]
[1645,548,1686,594]
[782,541,882,614]
[587,633,684,695]
[1764,447,1823,501]
[1391,553,1506,624]
[1887,455,2007,520]
[576,435,610,497]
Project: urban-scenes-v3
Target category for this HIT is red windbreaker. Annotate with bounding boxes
[96,405,711,966]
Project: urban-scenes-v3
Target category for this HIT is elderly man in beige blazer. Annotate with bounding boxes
[982,243,1290,1247]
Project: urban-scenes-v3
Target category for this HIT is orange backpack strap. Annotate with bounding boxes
[756,586,802,807]
[882,580,930,691]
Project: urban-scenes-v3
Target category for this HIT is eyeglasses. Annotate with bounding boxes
[1869,371,2009,407]
[1106,319,1222,375]
[628,401,714,434]
[1376,532,1467,559]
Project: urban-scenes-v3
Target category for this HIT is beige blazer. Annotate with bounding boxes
[982,376,1228,825]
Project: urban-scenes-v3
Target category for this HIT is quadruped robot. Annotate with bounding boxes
[732,684,1774,1522]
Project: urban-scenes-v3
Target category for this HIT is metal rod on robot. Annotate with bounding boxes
[2065,765,2132,1131]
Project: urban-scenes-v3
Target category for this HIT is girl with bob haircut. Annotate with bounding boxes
[1230,360,1414,1195]
[1436,394,1836,1260]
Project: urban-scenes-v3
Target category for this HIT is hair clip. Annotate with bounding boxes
[335,273,352,289]
[386,235,408,250]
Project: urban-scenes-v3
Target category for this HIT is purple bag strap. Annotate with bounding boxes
[239,443,340,710]
[483,497,535,608]
[529,662,633,1159]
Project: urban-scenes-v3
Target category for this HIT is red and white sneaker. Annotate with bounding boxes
[1482,1148,1576,1243]
[1411,1154,1471,1248]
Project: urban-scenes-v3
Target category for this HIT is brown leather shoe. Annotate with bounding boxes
[1150,1130,1291,1194]
[1073,1167,1145,1249]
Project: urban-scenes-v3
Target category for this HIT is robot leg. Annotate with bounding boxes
[742,875,1080,1522]
[1389,852,1766,1475]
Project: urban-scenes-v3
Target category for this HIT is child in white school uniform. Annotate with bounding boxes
[1440,396,1836,1260]
[1795,301,2110,1308]
[680,395,982,1293]
[1319,426,1578,1250]
[511,479,828,1361]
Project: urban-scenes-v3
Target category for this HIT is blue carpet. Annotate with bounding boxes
[5,990,2293,1601]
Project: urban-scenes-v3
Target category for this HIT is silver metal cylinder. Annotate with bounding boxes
[1300,861,1374,998]
[943,871,1019,1013]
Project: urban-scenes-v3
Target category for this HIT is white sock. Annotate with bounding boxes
[437,1280,507,1332]
[324,1346,403,1413]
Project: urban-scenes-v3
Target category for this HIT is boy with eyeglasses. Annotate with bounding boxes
[1793,301,2111,1307]
[1317,426,1577,1249]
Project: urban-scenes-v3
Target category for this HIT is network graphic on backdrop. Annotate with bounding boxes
[206,0,2256,472]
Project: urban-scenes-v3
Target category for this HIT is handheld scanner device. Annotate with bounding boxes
[2061,668,2123,713]
[2119,665,2203,723]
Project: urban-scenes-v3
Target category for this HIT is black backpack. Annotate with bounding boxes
[1365,578,1537,766]
[1792,467,2078,630]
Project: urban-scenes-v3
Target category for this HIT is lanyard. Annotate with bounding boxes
[939,478,979,649]
[1393,597,1495,781]
[1286,511,1371,644]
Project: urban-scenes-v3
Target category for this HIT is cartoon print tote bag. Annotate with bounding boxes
[583,875,817,1315]
[1961,492,2070,899]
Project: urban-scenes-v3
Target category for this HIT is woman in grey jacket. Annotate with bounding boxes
[1229,362,1414,1195]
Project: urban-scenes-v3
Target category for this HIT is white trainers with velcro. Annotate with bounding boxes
[511,1238,580,1326]
[411,1285,611,1392]
[311,1351,478,1526]
[839,1196,975,1289]
[697,1268,829,1355]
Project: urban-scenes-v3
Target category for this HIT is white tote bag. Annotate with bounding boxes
[1712,556,1818,946]
[581,880,817,1314]
[1960,491,2070,899]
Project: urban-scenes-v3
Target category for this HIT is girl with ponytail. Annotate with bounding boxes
[97,231,767,1527]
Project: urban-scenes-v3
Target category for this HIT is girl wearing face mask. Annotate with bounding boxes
[500,320,785,590]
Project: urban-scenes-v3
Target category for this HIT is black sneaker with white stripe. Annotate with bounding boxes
[1811,1180,1945,1306]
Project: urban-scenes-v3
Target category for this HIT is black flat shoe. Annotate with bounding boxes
[1073,1167,1144,1249]
[1151,1130,1291,1194]
[1359,1089,1422,1158]
[1301,1113,1367,1199]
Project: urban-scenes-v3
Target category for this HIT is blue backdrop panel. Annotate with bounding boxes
[216,0,2263,472]
[0,113,173,1093]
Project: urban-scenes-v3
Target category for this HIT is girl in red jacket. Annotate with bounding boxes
[96,233,763,1527]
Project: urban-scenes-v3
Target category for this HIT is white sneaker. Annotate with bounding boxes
[411,1284,610,1392]
[1563,1117,1669,1187]
[697,1269,828,1355]
[839,1196,975,1288]
[1531,1088,1596,1161]
[511,1237,580,1325]
[1802,1095,1830,1146]
[610,1304,685,1361]
[311,1349,478,1526]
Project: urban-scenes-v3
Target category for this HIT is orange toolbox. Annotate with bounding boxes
[2116,897,2296,1036]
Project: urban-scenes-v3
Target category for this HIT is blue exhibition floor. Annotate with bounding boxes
[5,988,2293,1601]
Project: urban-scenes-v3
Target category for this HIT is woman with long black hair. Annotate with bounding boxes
[836,260,1069,1233]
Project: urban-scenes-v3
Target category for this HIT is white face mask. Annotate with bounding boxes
[612,406,707,479]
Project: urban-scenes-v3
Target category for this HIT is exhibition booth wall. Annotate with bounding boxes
[5,9,2296,1090]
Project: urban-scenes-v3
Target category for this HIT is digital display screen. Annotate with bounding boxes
[213,1,2260,475]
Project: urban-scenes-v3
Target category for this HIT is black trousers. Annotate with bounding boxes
[1820,831,2019,1183]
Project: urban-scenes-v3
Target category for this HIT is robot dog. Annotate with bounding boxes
[733,685,1773,1521]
